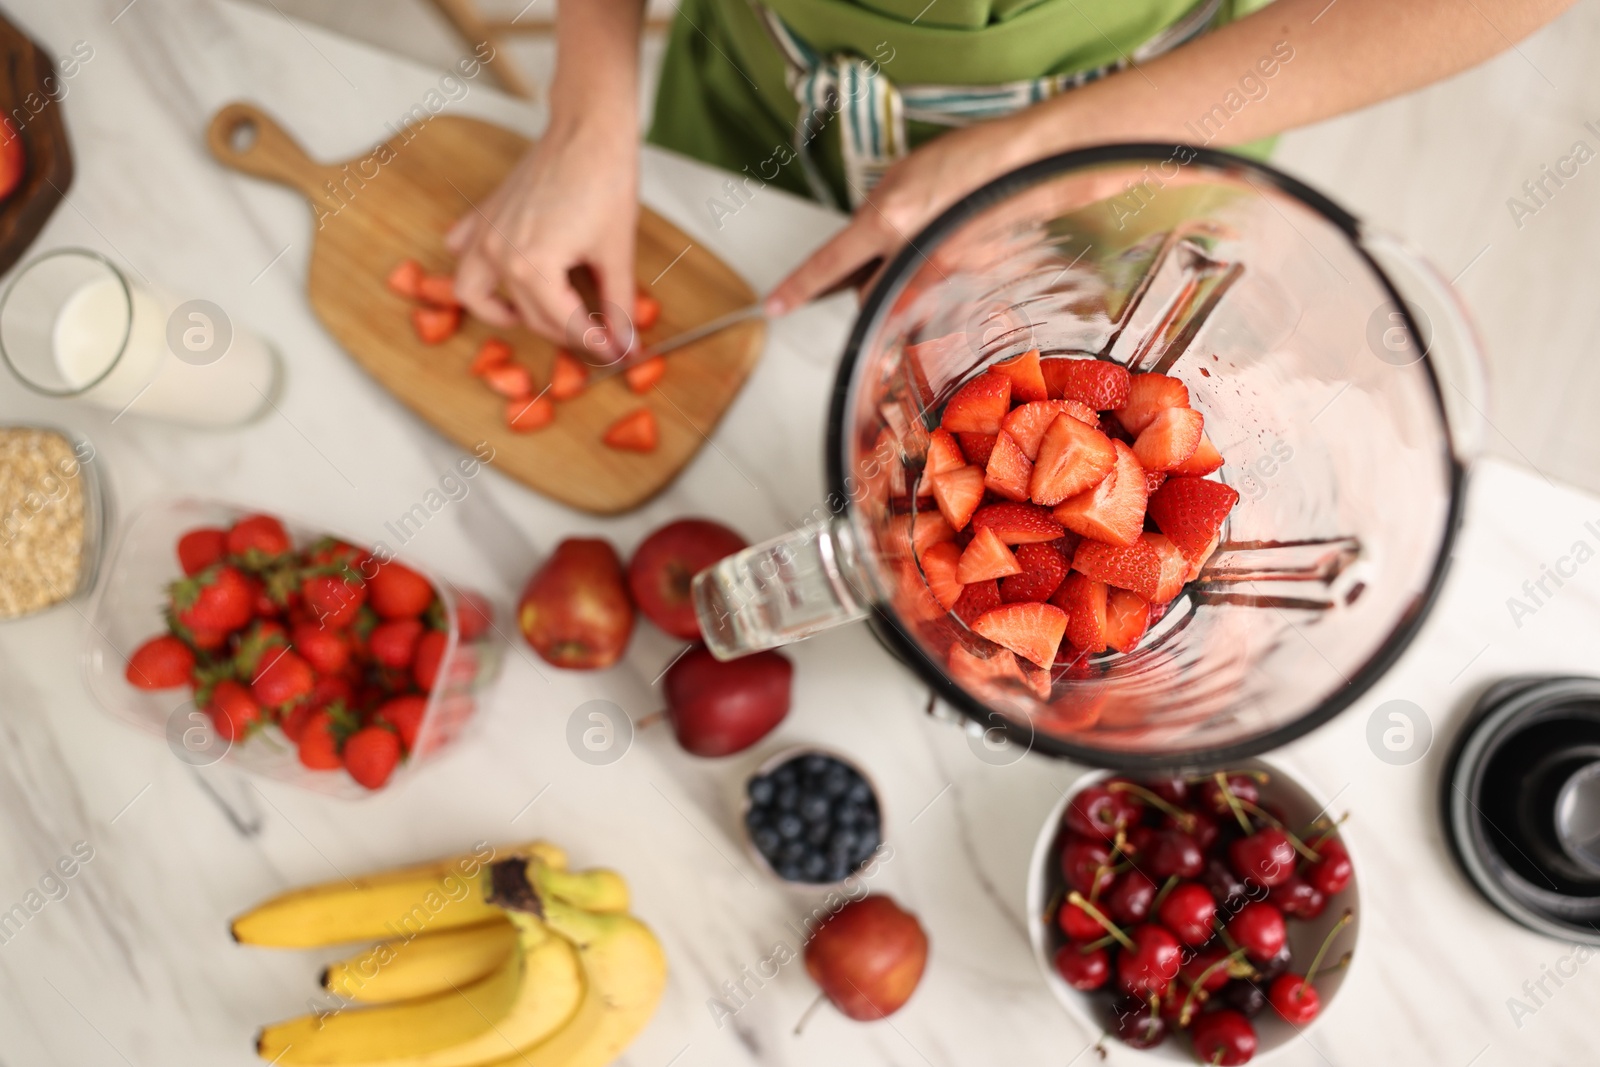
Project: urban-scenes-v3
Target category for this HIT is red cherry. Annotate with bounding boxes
[1308,838,1353,896]
[1116,924,1183,997]
[1065,783,1140,839]
[1105,869,1159,925]
[1230,827,1297,888]
[1053,943,1110,990]
[1181,944,1236,993]
[1060,837,1116,896]
[1170,807,1219,850]
[1144,828,1205,879]
[1269,974,1320,1025]
[1110,997,1168,1049]
[1190,1008,1258,1065]
[1201,856,1250,909]
[1227,901,1287,961]
[1147,775,1188,806]
[1156,882,1217,945]
[1200,773,1261,816]
[1268,874,1328,920]
[1058,899,1105,941]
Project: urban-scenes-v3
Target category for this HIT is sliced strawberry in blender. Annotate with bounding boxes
[1000,542,1069,603]
[1042,358,1132,409]
[1147,476,1240,557]
[972,602,1067,669]
[1029,415,1116,506]
[970,502,1064,544]
[921,541,964,609]
[1145,469,1168,494]
[1143,532,1190,603]
[956,432,998,467]
[1072,537,1162,600]
[912,511,955,559]
[1186,531,1223,581]
[1133,406,1205,472]
[940,371,1011,434]
[957,526,1023,583]
[1053,439,1147,548]
[1052,572,1109,654]
[992,349,1049,402]
[1117,372,1190,434]
[948,643,1048,698]
[1104,588,1151,652]
[930,465,986,530]
[984,431,1033,502]
[953,579,1002,624]
[1002,399,1099,461]
[925,428,966,477]
[1170,433,1224,476]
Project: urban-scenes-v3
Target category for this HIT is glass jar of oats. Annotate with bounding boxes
[0,427,106,619]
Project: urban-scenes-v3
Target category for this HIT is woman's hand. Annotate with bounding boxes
[447,116,639,358]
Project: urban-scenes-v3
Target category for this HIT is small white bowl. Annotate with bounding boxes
[1025,758,1361,1061]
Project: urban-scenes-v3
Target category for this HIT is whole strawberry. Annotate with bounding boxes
[368,561,434,619]
[302,572,367,629]
[206,680,261,742]
[376,695,427,752]
[412,630,448,691]
[370,618,423,670]
[250,647,315,710]
[297,709,343,769]
[177,527,227,576]
[171,565,256,635]
[226,513,291,560]
[126,635,195,689]
[343,725,401,789]
[291,622,350,676]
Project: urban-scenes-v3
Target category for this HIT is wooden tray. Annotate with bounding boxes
[206,102,763,514]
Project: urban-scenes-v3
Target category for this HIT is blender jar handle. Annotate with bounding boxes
[1358,226,1489,463]
[692,516,873,659]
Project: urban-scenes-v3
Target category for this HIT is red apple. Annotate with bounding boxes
[662,645,791,757]
[517,539,634,669]
[627,518,747,639]
[804,895,929,1021]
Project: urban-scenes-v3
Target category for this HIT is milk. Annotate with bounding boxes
[52,276,276,427]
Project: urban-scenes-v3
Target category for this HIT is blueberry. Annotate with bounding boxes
[773,764,798,788]
[833,802,861,828]
[805,822,832,847]
[802,754,829,776]
[830,828,859,855]
[825,860,851,883]
[801,852,828,881]
[776,813,804,840]
[776,862,803,881]
[779,840,807,865]
[822,765,851,797]
[853,826,881,861]
[746,776,775,806]
[744,806,769,832]
[846,779,873,805]
[827,842,854,869]
[799,794,830,822]
[753,828,781,856]
[775,785,800,811]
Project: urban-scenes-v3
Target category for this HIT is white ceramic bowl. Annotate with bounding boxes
[1025,758,1361,1061]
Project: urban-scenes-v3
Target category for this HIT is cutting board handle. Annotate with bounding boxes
[207,101,339,200]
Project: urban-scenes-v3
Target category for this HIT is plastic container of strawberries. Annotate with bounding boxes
[80,496,503,796]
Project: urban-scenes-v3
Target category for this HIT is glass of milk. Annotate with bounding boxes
[0,249,278,427]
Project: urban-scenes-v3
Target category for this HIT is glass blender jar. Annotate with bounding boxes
[696,146,1481,769]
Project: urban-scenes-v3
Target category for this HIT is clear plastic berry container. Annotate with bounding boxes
[80,496,503,796]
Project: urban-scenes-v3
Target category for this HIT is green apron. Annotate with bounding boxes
[648,0,1274,209]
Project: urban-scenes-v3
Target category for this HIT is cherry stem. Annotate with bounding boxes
[1214,771,1253,834]
[1302,910,1353,988]
[634,710,666,731]
[1151,874,1180,911]
[1107,781,1196,830]
[1067,890,1135,950]
[1303,814,1350,849]
[1235,799,1322,861]
[1082,932,1117,953]
[793,991,827,1035]
[1180,948,1245,1027]
[1187,769,1270,785]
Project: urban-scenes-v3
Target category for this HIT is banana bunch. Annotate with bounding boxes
[234,840,667,1067]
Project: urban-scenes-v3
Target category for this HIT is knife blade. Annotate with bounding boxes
[587,303,766,383]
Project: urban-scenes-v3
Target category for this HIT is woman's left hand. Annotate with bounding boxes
[763,113,1042,316]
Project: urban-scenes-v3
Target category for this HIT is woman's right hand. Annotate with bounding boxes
[446,116,639,360]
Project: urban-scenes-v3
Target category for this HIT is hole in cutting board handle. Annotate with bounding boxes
[225,117,259,155]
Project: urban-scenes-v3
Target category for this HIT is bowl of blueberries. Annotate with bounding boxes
[740,747,884,888]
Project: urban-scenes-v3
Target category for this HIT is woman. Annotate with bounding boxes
[447,0,1570,352]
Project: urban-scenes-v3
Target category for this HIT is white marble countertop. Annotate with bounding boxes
[2,2,1599,1065]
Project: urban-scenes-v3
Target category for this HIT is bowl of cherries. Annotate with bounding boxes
[1027,759,1358,1063]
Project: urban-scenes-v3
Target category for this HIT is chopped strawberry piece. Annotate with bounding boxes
[624,355,667,394]
[603,408,659,451]
[1143,532,1190,603]
[1147,477,1240,557]
[549,350,589,400]
[912,510,955,559]
[957,526,1023,584]
[1104,588,1151,652]
[411,305,462,344]
[1117,372,1189,434]
[634,292,662,331]
[1133,406,1205,472]
[386,258,424,300]
[1073,537,1162,600]
[1186,531,1223,581]
[972,602,1068,669]
[991,349,1049,403]
[506,395,555,431]
[416,273,460,308]
[940,371,1011,434]
[1000,541,1069,604]
[1052,572,1109,654]
[1145,469,1168,494]
[1041,358,1132,409]
[984,431,1033,502]
[955,432,997,467]
[921,541,964,609]
[970,502,1064,544]
[948,644,1045,698]
[1170,433,1224,476]
[952,579,1002,624]
[1029,415,1116,506]
[471,338,513,376]
[483,363,533,399]
[1052,440,1147,548]
[1002,400,1099,461]
[930,465,986,530]
[925,428,966,478]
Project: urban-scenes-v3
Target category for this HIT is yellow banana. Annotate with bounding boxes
[536,866,629,914]
[258,944,523,1064]
[231,840,565,948]
[323,921,517,1004]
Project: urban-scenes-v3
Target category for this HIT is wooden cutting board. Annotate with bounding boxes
[0,16,74,276]
[206,102,763,514]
